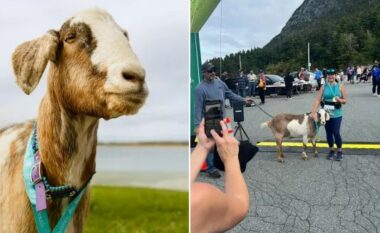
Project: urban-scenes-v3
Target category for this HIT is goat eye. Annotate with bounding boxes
[123,31,129,40]
[65,33,76,43]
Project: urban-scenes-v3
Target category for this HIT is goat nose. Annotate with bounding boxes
[122,71,144,83]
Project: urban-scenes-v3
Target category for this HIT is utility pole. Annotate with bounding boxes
[307,42,311,71]
[239,55,242,70]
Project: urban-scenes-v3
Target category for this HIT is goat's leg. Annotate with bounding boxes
[302,135,308,160]
[275,134,285,163]
[311,137,318,157]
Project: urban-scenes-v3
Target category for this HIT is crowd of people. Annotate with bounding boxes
[345,65,372,84]
[313,63,380,97]
[218,67,324,106]
[221,69,268,105]
[222,69,258,98]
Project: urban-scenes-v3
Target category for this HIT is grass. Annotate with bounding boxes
[85,186,188,233]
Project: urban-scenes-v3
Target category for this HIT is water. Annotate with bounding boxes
[96,145,189,172]
[93,145,189,190]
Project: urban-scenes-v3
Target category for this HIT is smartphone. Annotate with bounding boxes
[204,100,223,138]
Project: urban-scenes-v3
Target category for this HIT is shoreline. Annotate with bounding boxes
[92,171,189,191]
[98,141,188,147]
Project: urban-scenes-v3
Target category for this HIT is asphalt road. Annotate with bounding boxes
[197,83,380,233]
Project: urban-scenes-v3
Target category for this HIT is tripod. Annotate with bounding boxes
[234,121,250,141]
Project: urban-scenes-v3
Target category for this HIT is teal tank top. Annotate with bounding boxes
[322,82,343,118]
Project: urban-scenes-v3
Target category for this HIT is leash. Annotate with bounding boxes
[306,112,322,140]
[23,124,94,233]
[251,99,274,118]
[314,120,321,134]
[313,120,321,141]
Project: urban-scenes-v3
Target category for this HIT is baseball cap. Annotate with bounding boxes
[202,62,216,73]
[326,68,336,75]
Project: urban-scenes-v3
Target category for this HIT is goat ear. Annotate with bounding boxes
[12,30,59,95]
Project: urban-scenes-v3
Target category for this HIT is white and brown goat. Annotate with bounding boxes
[0,8,148,233]
[261,109,329,162]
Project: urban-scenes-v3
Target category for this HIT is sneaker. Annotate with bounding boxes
[373,93,377,96]
[207,170,221,178]
[327,150,335,160]
[336,151,343,161]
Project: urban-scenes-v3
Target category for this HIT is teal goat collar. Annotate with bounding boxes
[23,125,92,233]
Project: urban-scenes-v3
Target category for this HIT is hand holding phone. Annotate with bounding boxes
[204,100,223,138]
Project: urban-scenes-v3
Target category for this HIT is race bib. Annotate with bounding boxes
[324,104,335,113]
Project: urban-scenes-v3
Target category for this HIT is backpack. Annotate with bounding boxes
[213,141,259,173]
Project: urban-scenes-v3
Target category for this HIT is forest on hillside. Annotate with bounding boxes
[208,4,380,76]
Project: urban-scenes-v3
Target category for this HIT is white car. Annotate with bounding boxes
[291,71,318,90]
[265,74,301,95]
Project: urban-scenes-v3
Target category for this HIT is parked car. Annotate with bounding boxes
[264,74,301,95]
[265,74,284,85]
[263,74,285,95]
[305,71,318,89]
[289,71,317,92]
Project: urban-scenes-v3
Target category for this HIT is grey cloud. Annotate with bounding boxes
[200,0,304,61]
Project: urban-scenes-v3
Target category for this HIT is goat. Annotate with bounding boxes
[261,109,329,163]
[0,8,148,233]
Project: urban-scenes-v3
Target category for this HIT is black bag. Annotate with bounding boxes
[321,100,342,109]
[213,140,259,173]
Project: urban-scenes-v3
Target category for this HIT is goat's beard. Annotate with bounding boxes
[102,94,147,119]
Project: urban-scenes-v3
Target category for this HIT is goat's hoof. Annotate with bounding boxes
[302,156,308,160]
[277,158,284,163]
[314,154,318,158]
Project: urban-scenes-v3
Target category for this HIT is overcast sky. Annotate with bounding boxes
[200,0,304,62]
[0,0,188,143]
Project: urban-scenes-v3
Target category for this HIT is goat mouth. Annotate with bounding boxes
[106,86,148,96]
[104,92,148,119]
[108,91,148,105]
[125,94,146,105]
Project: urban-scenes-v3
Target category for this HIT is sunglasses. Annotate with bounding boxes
[205,68,216,73]
[326,69,336,75]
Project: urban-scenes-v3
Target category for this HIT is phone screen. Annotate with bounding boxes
[204,100,223,138]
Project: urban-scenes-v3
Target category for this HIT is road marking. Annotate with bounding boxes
[257,142,380,149]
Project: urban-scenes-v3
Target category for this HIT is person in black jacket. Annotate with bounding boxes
[236,70,249,98]
[284,71,294,99]
[225,75,238,94]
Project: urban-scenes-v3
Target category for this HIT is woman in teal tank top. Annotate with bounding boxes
[311,68,347,161]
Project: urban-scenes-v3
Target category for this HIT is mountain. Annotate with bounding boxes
[210,0,380,75]
[281,0,375,34]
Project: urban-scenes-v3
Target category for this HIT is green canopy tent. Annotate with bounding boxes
[190,0,220,144]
